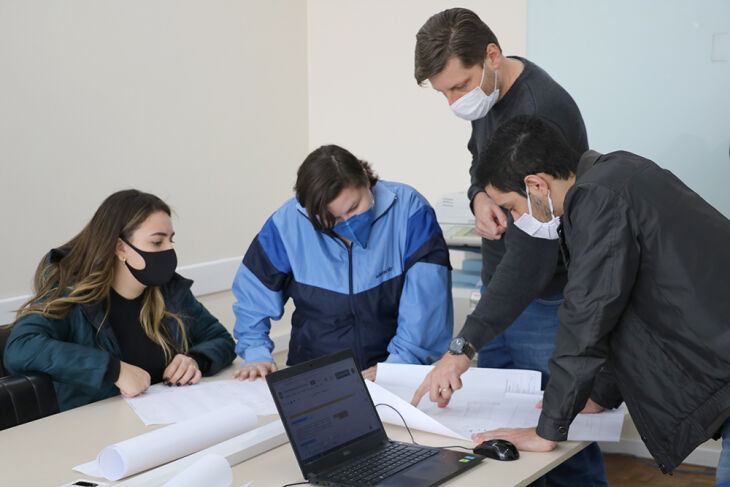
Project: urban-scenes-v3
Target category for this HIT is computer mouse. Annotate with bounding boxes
[473,439,520,461]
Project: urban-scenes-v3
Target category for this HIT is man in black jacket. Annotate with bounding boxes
[464,114,730,481]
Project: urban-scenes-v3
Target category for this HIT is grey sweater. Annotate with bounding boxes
[461,56,588,349]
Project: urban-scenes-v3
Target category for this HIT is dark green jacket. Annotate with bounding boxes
[4,274,236,411]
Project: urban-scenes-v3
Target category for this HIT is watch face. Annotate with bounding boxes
[449,337,466,353]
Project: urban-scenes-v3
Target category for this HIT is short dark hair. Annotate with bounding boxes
[295,145,379,231]
[475,115,581,195]
[414,8,501,85]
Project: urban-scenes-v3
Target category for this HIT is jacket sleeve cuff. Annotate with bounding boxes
[467,186,484,213]
[244,346,274,364]
[459,318,493,353]
[104,357,121,383]
[536,412,570,442]
[384,353,407,365]
[188,351,212,375]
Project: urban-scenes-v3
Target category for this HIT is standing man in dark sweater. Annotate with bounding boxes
[411,8,606,486]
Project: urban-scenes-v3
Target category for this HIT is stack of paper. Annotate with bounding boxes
[123,379,277,425]
[373,363,626,442]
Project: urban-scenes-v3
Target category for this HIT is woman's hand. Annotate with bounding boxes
[163,354,202,386]
[115,361,151,397]
[233,361,278,381]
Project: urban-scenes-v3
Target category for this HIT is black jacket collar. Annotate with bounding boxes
[575,150,603,182]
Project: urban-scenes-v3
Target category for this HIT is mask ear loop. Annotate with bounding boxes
[547,189,556,219]
[525,183,533,216]
[478,58,487,89]
[479,59,498,94]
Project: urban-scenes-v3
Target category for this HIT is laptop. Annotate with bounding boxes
[266,350,484,486]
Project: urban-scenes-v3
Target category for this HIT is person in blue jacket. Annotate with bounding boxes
[232,145,453,381]
[4,189,236,411]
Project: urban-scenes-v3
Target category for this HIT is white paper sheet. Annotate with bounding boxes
[365,380,467,440]
[374,364,625,442]
[74,405,257,481]
[439,392,627,442]
[124,379,277,425]
[376,363,542,400]
[161,453,232,487]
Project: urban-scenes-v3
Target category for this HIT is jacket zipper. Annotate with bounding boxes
[348,245,363,368]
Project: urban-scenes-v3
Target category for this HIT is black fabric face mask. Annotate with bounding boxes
[122,238,177,286]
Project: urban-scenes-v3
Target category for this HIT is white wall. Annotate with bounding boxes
[0,1,308,300]
[527,0,730,217]
[307,0,527,205]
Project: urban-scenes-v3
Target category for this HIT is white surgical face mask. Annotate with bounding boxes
[514,184,561,240]
[450,64,500,121]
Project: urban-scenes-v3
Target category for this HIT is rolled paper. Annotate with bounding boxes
[97,405,256,481]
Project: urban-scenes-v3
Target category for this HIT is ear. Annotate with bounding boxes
[485,43,502,70]
[115,238,128,262]
[524,174,551,197]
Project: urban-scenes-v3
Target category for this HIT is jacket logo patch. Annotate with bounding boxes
[376,266,393,279]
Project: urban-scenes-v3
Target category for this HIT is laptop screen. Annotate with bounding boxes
[269,354,383,464]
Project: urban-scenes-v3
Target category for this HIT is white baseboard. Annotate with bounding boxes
[0,257,243,325]
[176,256,242,297]
[599,438,721,468]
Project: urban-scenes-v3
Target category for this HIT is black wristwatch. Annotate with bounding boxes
[448,337,475,360]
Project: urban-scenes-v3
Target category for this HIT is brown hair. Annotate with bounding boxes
[414,7,501,85]
[12,189,187,362]
[294,145,378,231]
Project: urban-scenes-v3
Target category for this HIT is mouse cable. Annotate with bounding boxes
[374,403,473,452]
[281,481,311,486]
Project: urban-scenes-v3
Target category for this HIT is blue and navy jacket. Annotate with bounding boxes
[232,180,453,370]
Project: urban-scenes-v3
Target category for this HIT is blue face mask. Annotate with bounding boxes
[333,206,374,248]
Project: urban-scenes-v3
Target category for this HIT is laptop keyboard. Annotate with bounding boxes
[322,443,439,485]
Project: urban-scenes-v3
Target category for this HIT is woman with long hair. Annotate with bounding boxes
[232,145,453,381]
[4,189,236,411]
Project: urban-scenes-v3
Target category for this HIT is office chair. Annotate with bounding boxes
[0,325,60,431]
[0,324,10,377]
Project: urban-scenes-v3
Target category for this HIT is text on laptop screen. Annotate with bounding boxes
[271,357,382,463]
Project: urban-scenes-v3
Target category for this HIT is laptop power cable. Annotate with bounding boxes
[374,403,473,453]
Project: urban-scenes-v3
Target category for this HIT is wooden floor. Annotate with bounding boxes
[603,454,717,487]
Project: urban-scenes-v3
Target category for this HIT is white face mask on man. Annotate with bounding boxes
[514,183,561,240]
[450,63,500,121]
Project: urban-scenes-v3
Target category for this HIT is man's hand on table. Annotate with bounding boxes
[472,427,557,452]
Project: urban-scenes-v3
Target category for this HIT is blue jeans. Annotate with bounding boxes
[478,294,608,487]
[717,418,730,484]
